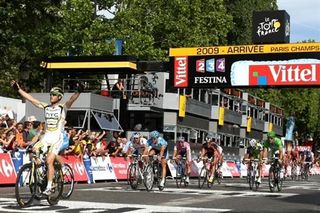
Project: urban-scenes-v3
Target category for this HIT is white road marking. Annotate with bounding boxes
[0,198,231,212]
[79,185,298,198]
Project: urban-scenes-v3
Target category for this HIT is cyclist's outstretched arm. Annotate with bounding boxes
[11,80,42,107]
[65,83,83,108]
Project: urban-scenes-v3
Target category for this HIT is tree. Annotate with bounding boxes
[225,0,277,45]
[110,0,233,60]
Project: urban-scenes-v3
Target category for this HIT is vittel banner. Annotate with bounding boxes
[169,43,320,88]
[232,60,320,86]
[174,56,189,87]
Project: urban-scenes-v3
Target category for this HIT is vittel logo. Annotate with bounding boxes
[270,64,316,82]
[174,57,188,87]
[249,63,320,86]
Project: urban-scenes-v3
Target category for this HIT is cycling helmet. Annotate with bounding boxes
[177,136,185,142]
[50,87,64,97]
[132,132,141,139]
[267,131,276,139]
[150,130,160,139]
[249,139,257,147]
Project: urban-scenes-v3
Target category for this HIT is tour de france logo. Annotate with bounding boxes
[256,17,281,37]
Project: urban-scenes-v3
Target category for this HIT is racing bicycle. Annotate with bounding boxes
[268,156,283,192]
[15,146,64,207]
[173,156,188,188]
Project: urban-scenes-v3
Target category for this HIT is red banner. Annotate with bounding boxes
[61,155,88,182]
[109,157,130,180]
[226,161,240,177]
[0,153,16,184]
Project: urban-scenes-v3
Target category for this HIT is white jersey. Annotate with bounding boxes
[37,102,68,132]
[33,102,68,154]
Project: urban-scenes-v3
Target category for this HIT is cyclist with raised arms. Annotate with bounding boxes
[11,80,82,195]
[143,130,168,187]
[200,132,223,183]
[172,136,192,184]
[242,139,264,183]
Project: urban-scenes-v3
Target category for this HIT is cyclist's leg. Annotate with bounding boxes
[160,148,169,180]
[43,133,63,195]
[186,149,192,177]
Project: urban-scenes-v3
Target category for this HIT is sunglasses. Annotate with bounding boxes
[50,93,59,96]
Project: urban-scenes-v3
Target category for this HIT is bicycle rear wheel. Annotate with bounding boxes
[47,166,64,205]
[61,164,75,199]
[15,163,37,208]
[198,167,207,189]
[128,163,139,190]
[143,164,154,191]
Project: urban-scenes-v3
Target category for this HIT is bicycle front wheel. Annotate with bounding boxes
[47,167,64,205]
[276,168,283,192]
[198,167,207,189]
[143,164,154,191]
[268,167,276,192]
[61,164,75,199]
[15,163,37,208]
[128,163,139,190]
[175,164,183,188]
[248,168,254,190]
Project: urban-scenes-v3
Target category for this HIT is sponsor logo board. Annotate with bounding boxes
[174,56,188,87]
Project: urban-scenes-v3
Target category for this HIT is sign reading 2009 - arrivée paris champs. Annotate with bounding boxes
[170,43,320,88]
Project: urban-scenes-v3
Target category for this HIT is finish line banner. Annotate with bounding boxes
[169,43,320,88]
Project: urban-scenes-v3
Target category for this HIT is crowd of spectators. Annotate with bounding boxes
[0,114,129,160]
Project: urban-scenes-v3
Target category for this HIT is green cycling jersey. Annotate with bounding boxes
[263,137,283,154]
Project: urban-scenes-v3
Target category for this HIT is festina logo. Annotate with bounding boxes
[249,63,320,86]
[194,76,227,84]
[174,57,188,87]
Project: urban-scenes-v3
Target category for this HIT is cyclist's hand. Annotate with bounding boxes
[76,82,85,93]
[11,80,20,91]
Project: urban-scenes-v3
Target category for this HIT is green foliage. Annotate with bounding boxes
[225,0,277,44]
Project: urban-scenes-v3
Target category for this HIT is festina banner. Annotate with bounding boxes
[169,42,320,88]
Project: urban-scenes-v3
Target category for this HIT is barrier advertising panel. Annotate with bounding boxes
[61,155,88,183]
[91,156,117,181]
[0,153,16,184]
[109,157,130,180]
[169,43,320,88]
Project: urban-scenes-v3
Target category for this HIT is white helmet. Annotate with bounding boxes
[249,139,257,147]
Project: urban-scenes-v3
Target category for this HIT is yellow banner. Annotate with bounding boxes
[218,107,225,126]
[268,122,273,132]
[169,42,320,57]
[178,95,187,117]
[247,116,252,132]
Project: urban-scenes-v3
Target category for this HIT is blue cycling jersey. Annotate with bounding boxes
[146,137,167,151]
